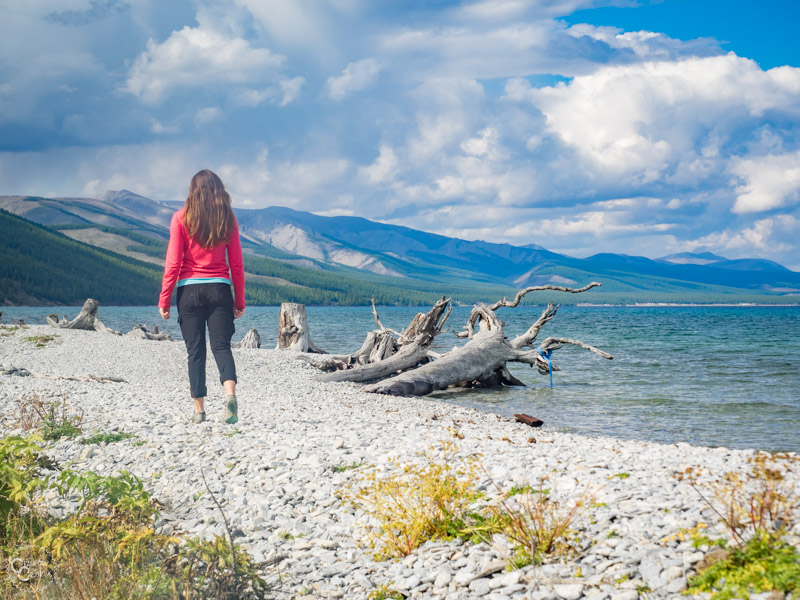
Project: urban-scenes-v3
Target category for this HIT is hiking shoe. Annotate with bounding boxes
[192,410,206,423]
[224,395,238,424]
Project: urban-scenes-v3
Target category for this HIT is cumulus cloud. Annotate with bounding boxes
[689,214,797,255]
[566,23,721,60]
[525,55,800,182]
[125,25,285,104]
[460,126,504,159]
[326,58,382,100]
[358,145,399,184]
[236,76,305,107]
[730,150,800,213]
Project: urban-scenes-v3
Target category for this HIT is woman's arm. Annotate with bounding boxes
[158,212,186,314]
[228,218,246,313]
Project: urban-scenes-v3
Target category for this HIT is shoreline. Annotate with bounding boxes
[2,326,798,599]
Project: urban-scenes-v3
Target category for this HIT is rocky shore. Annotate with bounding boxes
[1,325,797,600]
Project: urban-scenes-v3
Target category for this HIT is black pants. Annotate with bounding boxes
[177,283,236,398]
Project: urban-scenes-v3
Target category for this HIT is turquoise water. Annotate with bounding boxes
[5,305,799,453]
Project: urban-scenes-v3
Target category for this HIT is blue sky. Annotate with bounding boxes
[2,0,800,269]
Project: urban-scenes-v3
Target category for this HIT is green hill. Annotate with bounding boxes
[0,209,164,305]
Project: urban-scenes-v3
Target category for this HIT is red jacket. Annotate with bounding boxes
[159,208,246,310]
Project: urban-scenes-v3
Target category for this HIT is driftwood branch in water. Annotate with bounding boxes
[353,283,611,396]
[455,283,601,339]
[46,298,118,333]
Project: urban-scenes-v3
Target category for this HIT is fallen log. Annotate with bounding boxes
[358,283,612,396]
[46,298,119,334]
[276,303,325,353]
[126,324,173,341]
[310,297,452,383]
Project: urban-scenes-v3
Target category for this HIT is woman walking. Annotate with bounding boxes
[159,169,245,424]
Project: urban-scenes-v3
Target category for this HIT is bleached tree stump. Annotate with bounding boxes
[276,303,325,353]
[46,298,115,333]
[234,328,261,349]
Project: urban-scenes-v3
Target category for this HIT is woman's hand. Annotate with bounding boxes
[234,307,245,319]
[159,307,170,319]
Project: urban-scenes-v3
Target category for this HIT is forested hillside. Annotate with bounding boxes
[0,209,164,305]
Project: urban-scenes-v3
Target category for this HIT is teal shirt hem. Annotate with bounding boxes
[177,277,231,287]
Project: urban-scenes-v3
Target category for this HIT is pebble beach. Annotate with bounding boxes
[1,325,798,600]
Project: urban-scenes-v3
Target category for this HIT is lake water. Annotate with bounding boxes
[5,304,799,453]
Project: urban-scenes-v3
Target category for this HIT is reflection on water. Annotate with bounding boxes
[4,305,799,452]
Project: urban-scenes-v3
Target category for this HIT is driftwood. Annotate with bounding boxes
[234,328,261,349]
[46,298,118,333]
[299,297,442,372]
[126,324,173,341]
[301,283,612,397]
[276,303,325,353]
[363,283,612,396]
[308,296,452,383]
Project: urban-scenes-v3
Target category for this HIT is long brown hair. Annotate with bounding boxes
[183,169,235,249]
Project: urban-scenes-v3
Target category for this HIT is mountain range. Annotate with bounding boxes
[2,190,799,306]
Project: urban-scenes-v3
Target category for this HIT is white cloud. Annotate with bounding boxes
[527,55,800,182]
[508,211,674,237]
[326,58,382,100]
[150,119,179,134]
[236,76,305,107]
[195,106,222,125]
[358,145,399,184]
[566,24,719,60]
[125,25,285,104]
[730,151,800,213]
[460,126,504,159]
[690,215,797,254]
[278,76,305,106]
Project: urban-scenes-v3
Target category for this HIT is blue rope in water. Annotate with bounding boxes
[536,346,553,388]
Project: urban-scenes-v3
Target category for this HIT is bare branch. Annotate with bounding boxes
[371,297,405,340]
[510,303,559,349]
[488,282,602,311]
[201,468,239,582]
[539,336,614,359]
[459,305,503,339]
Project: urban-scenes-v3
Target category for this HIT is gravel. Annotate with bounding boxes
[2,325,798,600]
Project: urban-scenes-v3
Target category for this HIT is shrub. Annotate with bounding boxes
[349,440,483,559]
[348,439,594,565]
[1,438,275,599]
[487,476,593,565]
[688,532,800,600]
[14,392,83,440]
[681,453,800,599]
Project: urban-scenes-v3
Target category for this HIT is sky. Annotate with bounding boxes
[2,0,800,269]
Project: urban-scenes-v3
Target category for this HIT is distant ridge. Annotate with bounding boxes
[1,193,799,304]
